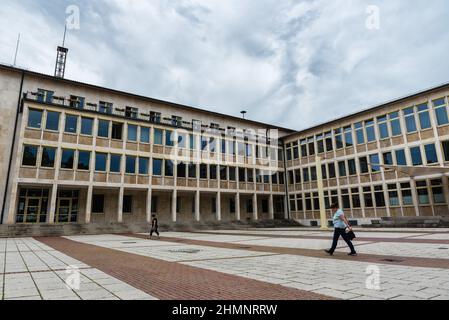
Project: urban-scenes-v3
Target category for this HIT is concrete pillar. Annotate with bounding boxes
[85,185,93,224]
[284,195,289,219]
[269,194,274,220]
[146,188,152,223]
[316,156,328,230]
[48,184,58,224]
[118,187,124,223]
[216,192,221,221]
[410,177,420,217]
[442,175,449,213]
[195,190,200,222]
[252,193,258,221]
[6,183,19,225]
[235,193,241,221]
[172,189,177,222]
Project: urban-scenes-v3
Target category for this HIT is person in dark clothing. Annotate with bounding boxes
[149,214,160,240]
[325,202,357,256]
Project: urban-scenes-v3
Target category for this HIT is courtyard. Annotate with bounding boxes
[1,228,449,300]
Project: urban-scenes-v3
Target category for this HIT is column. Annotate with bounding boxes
[235,193,241,221]
[269,194,274,220]
[284,195,289,219]
[216,192,221,221]
[442,175,449,212]
[252,193,258,221]
[85,185,93,224]
[146,188,152,223]
[6,183,19,225]
[48,184,58,224]
[316,156,328,230]
[195,190,200,222]
[171,189,177,222]
[118,187,124,223]
[410,177,420,217]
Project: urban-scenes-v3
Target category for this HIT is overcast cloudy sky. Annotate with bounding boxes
[1,0,448,130]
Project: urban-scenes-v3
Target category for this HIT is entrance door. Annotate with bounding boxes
[25,197,41,223]
[56,198,72,223]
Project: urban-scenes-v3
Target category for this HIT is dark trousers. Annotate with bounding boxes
[329,228,356,254]
[150,227,159,236]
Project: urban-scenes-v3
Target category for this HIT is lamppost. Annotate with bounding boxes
[240,111,247,119]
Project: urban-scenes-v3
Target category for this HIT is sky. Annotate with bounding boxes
[1,0,449,131]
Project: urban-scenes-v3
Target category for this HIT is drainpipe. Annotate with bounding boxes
[282,143,290,220]
[1,71,25,224]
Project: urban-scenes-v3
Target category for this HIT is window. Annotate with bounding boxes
[300,139,308,157]
[416,181,429,205]
[395,149,407,166]
[365,120,376,142]
[307,137,315,156]
[433,98,449,126]
[97,120,110,138]
[126,156,136,174]
[150,112,161,123]
[127,124,137,141]
[220,166,227,180]
[99,101,113,114]
[64,114,78,133]
[401,183,413,205]
[95,153,107,172]
[310,167,317,181]
[177,162,186,178]
[229,167,236,181]
[417,103,431,130]
[410,147,423,166]
[296,195,303,211]
[77,151,91,170]
[41,147,56,168]
[154,129,163,145]
[153,159,163,176]
[200,164,208,179]
[28,109,43,128]
[46,111,60,131]
[140,127,150,143]
[272,172,278,184]
[303,168,310,182]
[389,112,402,136]
[290,195,296,212]
[370,154,380,172]
[383,152,393,166]
[210,165,217,180]
[171,116,182,127]
[165,160,174,177]
[125,106,138,119]
[111,123,123,140]
[316,134,325,153]
[139,157,149,175]
[338,161,346,177]
[388,184,399,206]
[334,128,344,149]
[328,163,336,178]
[166,130,174,146]
[81,117,93,135]
[221,139,226,154]
[210,138,217,153]
[431,179,445,203]
[92,195,104,213]
[325,132,333,152]
[178,133,187,149]
[190,134,197,150]
[442,141,449,162]
[347,159,357,176]
[424,144,438,164]
[294,169,301,184]
[351,188,361,208]
[22,145,38,166]
[123,195,132,213]
[288,171,294,185]
[110,154,121,173]
[355,122,364,144]
[374,185,386,207]
[292,143,299,159]
[359,156,369,173]
[69,95,85,109]
[342,189,350,209]
[378,115,389,139]
[404,107,417,133]
[305,193,312,211]
[188,163,197,178]
[363,187,374,208]
[61,149,75,169]
[37,89,54,103]
[344,126,353,147]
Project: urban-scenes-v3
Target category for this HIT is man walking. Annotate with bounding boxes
[149,214,160,240]
[325,202,357,256]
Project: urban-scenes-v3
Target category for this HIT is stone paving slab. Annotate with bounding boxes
[37,236,333,300]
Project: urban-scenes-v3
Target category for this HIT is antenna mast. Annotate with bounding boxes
[54,24,69,78]
[13,34,21,66]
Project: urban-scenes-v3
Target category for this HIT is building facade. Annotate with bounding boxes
[1,64,449,227]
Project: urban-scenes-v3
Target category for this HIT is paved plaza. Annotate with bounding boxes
[1,228,449,300]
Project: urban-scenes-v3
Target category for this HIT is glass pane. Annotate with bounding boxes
[95,153,107,171]
[410,147,423,166]
[22,146,38,166]
[65,115,78,133]
[41,147,56,167]
[424,144,438,164]
[46,111,60,131]
[154,129,163,145]
[81,118,93,135]
[98,120,109,138]
[77,151,90,170]
[110,155,121,173]
[126,156,136,174]
[61,150,75,169]
[28,109,43,128]
[140,127,150,143]
[128,125,137,141]
[139,158,149,175]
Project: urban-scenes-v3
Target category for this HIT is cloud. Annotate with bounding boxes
[1,0,449,131]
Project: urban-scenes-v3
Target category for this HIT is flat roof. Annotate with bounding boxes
[285,81,449,140]
[0,63,295,133]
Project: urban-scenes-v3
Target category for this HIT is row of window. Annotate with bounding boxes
[22,145,285,183]
[27,108,282,160]
[288,142,448,184]
[286,97,449,159]
[290,179,446,211]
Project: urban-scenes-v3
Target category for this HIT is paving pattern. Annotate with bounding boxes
[2,228,449,300]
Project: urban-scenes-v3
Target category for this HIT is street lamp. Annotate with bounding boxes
[240,111,247,119]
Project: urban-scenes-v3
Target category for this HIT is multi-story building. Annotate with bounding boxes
[1,63,449,227]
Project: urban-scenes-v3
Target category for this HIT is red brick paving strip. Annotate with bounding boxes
[126,234,449,270]
[35,236,334,300]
